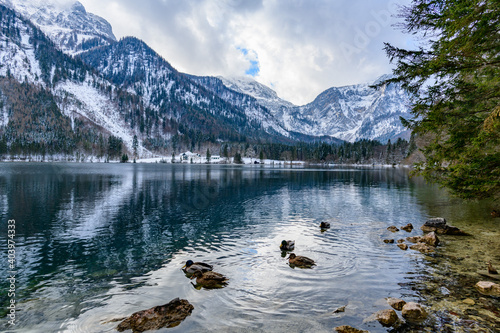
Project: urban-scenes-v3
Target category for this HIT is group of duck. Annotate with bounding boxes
[280,221,331,268]
[181,221,331,288]
[181,260,228,289]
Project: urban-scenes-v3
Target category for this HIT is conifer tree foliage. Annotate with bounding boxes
[383,0,500,199]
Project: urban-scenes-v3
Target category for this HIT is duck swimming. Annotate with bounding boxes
[191,270,228,289]
[182,260,213,274]
[280,240,295,251]
[320,221,330,229]
[288,253,315,268]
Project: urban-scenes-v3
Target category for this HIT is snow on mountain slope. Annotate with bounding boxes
[219,75,411,143]
[0,18,42,84]
[0,5,145,154]
[0,0,116,54]
[79,38,294,141]
[190,75,291,137]
[2,1,412,147]
[54,80,136,151]
[219,76,295,110]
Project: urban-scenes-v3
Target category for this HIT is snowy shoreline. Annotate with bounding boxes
[0,156,412,168]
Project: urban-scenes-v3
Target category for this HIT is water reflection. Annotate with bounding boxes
[0,163,496,332]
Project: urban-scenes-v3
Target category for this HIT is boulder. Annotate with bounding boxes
[116,298,194,332]
[387,226,399,232]
[374,309,399,327]
[397,243,408,250]
[421,231,440,247]
[406,236,423,243]
[421,217,467,235]
[400,223,414,232]
[475,281,500,296]
[409,243,435,253]
[386,297,406,311]
[401,302,428,322]
[334,325,369,333]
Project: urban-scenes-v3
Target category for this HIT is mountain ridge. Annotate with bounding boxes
[0,0,116,54]
[0,0,413,161]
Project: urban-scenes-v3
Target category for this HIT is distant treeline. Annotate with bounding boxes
[0,130,415,165]
[218,137,415,164]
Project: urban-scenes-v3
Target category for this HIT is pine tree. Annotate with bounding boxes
[382,0,500,199]
[234,152,243,164]
[132,135,138,159]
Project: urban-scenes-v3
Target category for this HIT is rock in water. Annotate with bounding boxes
[475,281,500,296]
[333,305,346,313]
[387,226,399,232]
[116,298,194,332]
[386,297,406,311]
[334,325,369,333]
[397,243,408,250]
[409,243,435,253]
[421,217,467,235]
[401,302,428,322]
[421,231,440,247]
[400,223,413,232]
[406,236,422,243]
[374,309,399,327]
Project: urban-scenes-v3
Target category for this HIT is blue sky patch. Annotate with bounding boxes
[237,47,260,77]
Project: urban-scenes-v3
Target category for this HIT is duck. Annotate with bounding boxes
[320,221,331,229]
[280,240,295,251]
[288,253,315,268]
[191,270,228,289]
[182,260,213,274]
[487,261,498,274]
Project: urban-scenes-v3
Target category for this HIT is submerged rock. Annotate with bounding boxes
[386,297,406,311]
[397,243,408,250]
[401,223,414,232]
[475,281,500,296]
[333,305,346,313]
[406,236,422,243]
[410,243,435,253]
[374,309,399,327]
[401,302,428,322]
[387,226,399,232]
[334,325,369,333]
[421,217,467,235]
[116,298,194,332]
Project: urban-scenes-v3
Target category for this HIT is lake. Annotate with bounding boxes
[0,163,498,332]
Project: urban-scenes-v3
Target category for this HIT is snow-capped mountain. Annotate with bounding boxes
[78,37,291,141]
[0,0,413,162]
[0,4,146,155]
[0,0,116,54]
[218,76,296,111]
[217,75,411,143]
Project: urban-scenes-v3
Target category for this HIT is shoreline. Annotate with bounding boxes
[0,157,413,169]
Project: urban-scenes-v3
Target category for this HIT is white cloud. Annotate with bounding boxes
[76,0,410,105]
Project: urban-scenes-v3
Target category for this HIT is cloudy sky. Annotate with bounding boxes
[76,0,412,105]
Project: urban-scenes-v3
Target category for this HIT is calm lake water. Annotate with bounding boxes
[0,163,498,332]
